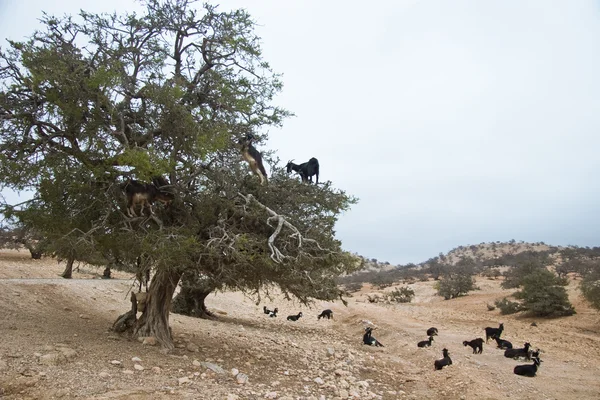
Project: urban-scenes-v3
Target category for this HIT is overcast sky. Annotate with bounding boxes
[1,0,600,264]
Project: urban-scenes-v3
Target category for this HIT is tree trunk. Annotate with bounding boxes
[134,268,182,349]
[172,286,216,320]
[61,256,74,279]
[102,266,112,279]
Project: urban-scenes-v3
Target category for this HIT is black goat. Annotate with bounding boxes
[363,327,384,347]
[514,357,542,377]
[434,348,452,370]
[494,336,513,350]
[418,336,434,348]
[484,323,504,343]
[286,157,319,184]
[463,338,484,354]
[504,342,531,359]
[427,327,439,336]
[122,177,174,217]
[269,307,279,318]
[318,309,334,320]
[239,134,268,185]
[287,312,303,321]
[263,306,272,315]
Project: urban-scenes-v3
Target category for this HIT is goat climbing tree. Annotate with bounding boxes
[0,0,359,348]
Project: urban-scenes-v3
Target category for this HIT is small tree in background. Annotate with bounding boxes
[388,286,415,303]
[437,265,476,300]
[580,267,600,310]
[516,269,575,317]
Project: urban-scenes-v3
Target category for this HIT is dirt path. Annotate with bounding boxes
[1,250,599,399]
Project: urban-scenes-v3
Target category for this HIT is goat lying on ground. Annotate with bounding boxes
[494,336,513,349]
[263,306,273,315]
[504,342,531,359]
[514,357,542,377]
[363,327,384,347]
[318,309,333,320]
[286,157,320,184]
[418,336,434,348]
[239,134,268,185]
[269,307,278,318]
[484,323,504,343]
[427,327,439,336]
[122,177,174,217]
[463,338,484,354]
[434,348,452,370]
[287,312,303,321]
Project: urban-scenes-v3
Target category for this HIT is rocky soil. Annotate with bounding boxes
[1,249,599,399]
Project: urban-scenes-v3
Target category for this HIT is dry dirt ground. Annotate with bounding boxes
[1,249,599,400]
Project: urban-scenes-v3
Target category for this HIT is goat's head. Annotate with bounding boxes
[285,159,296,174]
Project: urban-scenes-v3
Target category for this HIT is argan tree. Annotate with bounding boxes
[0,0,358,348]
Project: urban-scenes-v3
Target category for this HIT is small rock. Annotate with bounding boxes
[201,362,225,374]
[110,360,122,366]
[187,343,199,352]
[231,368,239,376]
[193,360,201,367]
[326,348,335,357]
[265,391,278,399]
[142,337,157,346]
[152,367,162,374]
[131,357,142,362]
[236,373,249,384]
[63,307,71,312]
[178,376,191,385]
[79,314,90,320]
[227,395,239,400]
[122,369,134,375]
[39,353,67,365]
[134,364,144,371]
[314,377,325,385]
[99,372,110,379]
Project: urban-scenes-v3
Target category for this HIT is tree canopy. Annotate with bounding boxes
[0,0,359,347]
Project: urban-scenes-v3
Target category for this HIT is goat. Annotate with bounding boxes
[263,306,272,315]
[417,336,434,348]
[269,307,278,318]
[318,309,334,320]
[363,327,384,347]
[427,327,439,337]
[285,157,319,184]
[463,338,484,354]
[434,348,452,370]
[504,342,531,359]
[494,336,513,350]
[484,323,504,343]
[239,134,268,185]
[514,357,542,377]
[287,312,303,321]
[122,177,174,217]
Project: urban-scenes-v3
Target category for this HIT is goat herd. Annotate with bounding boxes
[364,322,543,377]
[263,306,334,321]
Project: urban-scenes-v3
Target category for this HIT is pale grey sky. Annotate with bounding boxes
[1,0,600,264]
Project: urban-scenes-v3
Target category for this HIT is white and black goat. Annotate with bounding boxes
[318,309,334,320]
[122,176,174,217]
[269,307,279,318]
[263,306,273,315]
[286,157,319,184]
[514,357,542,377]
[463,338,484,354]
[287,312,303,321]
[418,336,434,348]
[239,134,268,185]
[434,348,452,370]
[426,327,439,337]
[363,327,384,347]
[484,323,504,343]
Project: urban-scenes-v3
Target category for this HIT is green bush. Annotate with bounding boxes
[437,273,475,300]
[388,287,415,303]
[494,297,524,315]
[581,270,600,309]
[518,269,575,317]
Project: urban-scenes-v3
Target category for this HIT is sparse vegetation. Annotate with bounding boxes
[495,297,524,315]
[388,287,415,303]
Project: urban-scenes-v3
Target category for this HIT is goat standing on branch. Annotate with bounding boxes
[122,177,174,217]
[286,157,319,184]
[239,134,268,185]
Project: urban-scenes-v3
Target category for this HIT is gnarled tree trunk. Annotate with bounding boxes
[61,256,74,279]
[133,268,182,349]
[172,286,216,320]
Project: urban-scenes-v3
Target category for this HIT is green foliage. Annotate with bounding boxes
[388,286,415,303]
[501,261,545,289]
[581,269,600,310]
[494,297,524,315]
[517,269,575,317]
[437,268,476,300]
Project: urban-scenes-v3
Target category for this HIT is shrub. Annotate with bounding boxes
[581,269,600,310]
[437,273,475,300]
[494,297,524,315]
[518,269,575,317]
[388,287,415,303]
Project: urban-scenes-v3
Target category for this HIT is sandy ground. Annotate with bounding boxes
[1,249,599,400]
